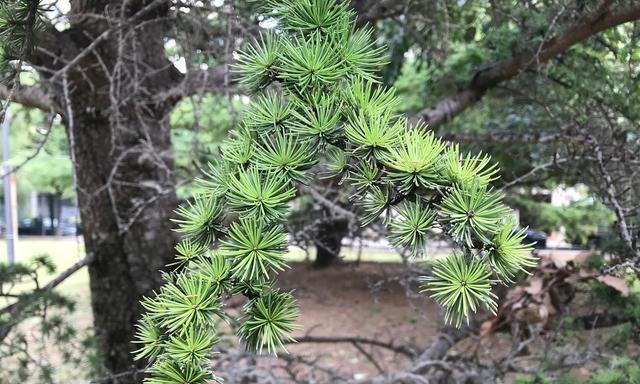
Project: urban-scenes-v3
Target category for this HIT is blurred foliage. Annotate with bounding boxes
[513,197,615,246]
[6,105,73,198]
[384,2,640,260]
[515,356,640,384]
[590,356,640,384]
[0,255,99,383]
[170,94,242,198]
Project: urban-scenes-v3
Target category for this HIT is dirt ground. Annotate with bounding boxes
[6,241,636,383]
[223,262,444,382]
[219,261,639,383]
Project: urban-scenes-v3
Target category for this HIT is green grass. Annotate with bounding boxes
[0,236,445,317]
[0,237,442,382]
[0,237,89,304]
[0,237,412,297]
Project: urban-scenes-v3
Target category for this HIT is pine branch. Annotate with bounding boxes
[134,1,540,380]
[0,253,93,341]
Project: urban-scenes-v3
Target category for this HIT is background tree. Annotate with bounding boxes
[0,0,258,378]
[6,105,74,235]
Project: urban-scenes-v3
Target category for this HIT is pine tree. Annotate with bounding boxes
[134,0,536,381]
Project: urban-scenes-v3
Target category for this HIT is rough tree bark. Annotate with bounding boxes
[71,101,177,378]
[25,1,183,380]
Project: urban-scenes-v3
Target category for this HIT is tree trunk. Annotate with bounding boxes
[29,1,183,380]
[69,108,177,380]
[47,193,55,235]
[54,192,62,236]
[314,218,349,268]
[66,67,178,381]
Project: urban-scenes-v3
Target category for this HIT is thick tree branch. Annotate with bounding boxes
[411,2,640,128]
[155,63,238,103]
[0,84,58,112]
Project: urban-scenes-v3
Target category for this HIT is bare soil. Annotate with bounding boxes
[237,262,443,381]
[221,261,639,384]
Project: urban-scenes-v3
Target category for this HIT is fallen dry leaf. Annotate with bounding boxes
[597,275,629,297]
[480,318,499,337]
[524,277,543,296]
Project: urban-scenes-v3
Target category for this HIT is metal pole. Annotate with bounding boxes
[2,110,16,264]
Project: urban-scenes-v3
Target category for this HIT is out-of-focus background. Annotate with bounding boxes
[1,1,640,383]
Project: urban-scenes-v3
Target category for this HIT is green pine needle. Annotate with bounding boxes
[276,33,346,92]
[244,91,292,132]
[324,146,349,175]
[343,78,399,119]
[252,133,317,183]
[195,161,234,198]
[155,274,224,334]
[229,277,271,298]
[135,0,529,377]
[486,217,538,283]
[187,250,232,294]
[164,326,219,364]
[221,218,289,282]
[234,32,280,92]
[221,127,255,166]
[226,167,296,222]
[439,181,509,247]
[173,197,224,247]
[279,0,352,35]
[422,253,498,327]
[238,290,300,354]
[382,127,445,193]
[340,27,388,79]
[170,239,208,268]
[144,359,213,384]
[289,93,343,145]
[345,111,402,161]
[440,144,499,187]
[347,160,381,193]
[388,199,437,257]
[133,315,164,362]
[359,184,391,225]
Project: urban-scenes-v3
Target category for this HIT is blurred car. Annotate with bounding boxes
[522,228,547,249]
[18,217,44,235]
[17,217,81,236]
[59,221,80,236]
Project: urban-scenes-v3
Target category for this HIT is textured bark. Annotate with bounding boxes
[26,1,182,381]
[71,108,177,379]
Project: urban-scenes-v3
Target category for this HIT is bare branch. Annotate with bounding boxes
[0,84,58,112]
[586,132,639,260]
[288,335,415,358]
[0,114,56,180]
[500,156,568,191]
